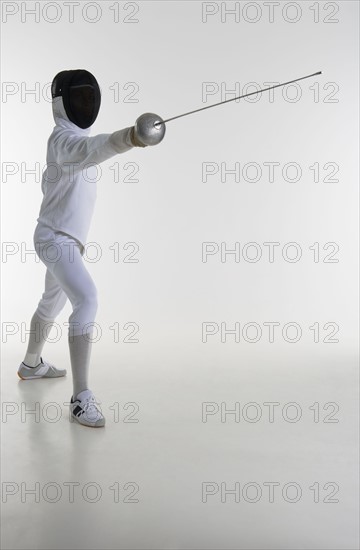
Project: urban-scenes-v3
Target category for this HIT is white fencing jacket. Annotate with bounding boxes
[36,96,134,249]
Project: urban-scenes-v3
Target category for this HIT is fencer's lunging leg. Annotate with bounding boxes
[49,243,98,399]
[32,230,98,397]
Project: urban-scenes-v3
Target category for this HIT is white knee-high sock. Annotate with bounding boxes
[68,333,92,399]
[23,311,54,367]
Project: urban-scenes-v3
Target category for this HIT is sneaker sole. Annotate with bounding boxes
[17,371,45,380]
[17,370,66,380]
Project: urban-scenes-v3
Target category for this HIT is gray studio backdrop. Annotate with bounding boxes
[1,1,359,550]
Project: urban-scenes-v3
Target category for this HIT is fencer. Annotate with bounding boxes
[19,69,162,427]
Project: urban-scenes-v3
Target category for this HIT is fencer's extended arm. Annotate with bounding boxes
[53,127,135,170]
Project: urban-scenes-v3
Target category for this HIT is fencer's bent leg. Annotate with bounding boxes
[50,250,98,338]
[50,253,97,398]
[33,226,98,396]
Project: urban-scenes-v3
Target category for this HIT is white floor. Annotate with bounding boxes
[1,339,359,549]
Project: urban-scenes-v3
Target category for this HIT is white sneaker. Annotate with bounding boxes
[70,389,105,428]
[17,356,67,380]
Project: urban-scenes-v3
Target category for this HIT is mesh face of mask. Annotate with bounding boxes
[51,69,101,129]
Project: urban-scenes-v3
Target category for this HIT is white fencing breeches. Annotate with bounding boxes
[33,223,98,337]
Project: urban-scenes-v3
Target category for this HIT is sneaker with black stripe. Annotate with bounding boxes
[17,356,67,380]
[70,389,105,427]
